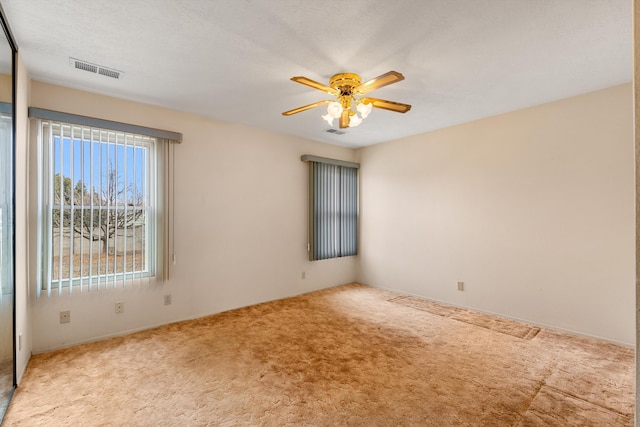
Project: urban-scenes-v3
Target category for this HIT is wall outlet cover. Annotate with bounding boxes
[115,302,124,314]
[60,311,71,323]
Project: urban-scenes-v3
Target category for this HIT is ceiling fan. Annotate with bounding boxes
[282,71,411,129]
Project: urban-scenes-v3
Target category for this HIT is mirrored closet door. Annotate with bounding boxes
[0,2,16,421]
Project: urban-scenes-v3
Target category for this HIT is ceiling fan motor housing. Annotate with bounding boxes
[330,73,361,110]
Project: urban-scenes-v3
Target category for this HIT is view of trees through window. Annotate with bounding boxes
[45,125,153,286]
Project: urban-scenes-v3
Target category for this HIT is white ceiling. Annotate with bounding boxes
[1,0,632,148]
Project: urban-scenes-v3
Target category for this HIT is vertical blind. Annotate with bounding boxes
[29,108,182,297]
[38,120,156,295]
[303,155,359,261]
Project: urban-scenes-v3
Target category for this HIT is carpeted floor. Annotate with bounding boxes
[3,284,634,426]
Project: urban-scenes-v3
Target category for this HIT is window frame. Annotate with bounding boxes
[38,120,158,292]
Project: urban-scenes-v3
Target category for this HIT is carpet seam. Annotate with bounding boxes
[541,383,633,418]
[511,379,546,426]
[388,296,540,340]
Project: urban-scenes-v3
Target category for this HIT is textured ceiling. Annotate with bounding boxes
[1,0,632,148]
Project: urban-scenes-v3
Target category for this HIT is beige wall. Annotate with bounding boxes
[28,81,358,352]
[358,84,634,345]
[14,53,30,382]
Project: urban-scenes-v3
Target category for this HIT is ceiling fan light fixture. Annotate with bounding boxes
[349,114,363,127]
[357,101,373,119]
[321,113,334,126]
[327,101,343,118]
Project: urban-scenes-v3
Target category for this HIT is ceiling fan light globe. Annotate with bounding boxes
[327,101,343,118]
[357,101,373,119]
[349,114,363,127]
[321,113,334,126]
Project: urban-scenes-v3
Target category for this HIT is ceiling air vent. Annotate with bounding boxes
[98,67,121,79]
[74,60,97,73]
[325,129,346,135]
[69,57,124,80]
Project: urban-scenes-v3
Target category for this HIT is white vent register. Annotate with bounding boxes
[69,57,124,80]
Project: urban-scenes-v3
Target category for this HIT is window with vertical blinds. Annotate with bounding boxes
[303,155,359,261]
[31,108,181,296]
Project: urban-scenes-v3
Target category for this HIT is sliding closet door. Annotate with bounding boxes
[0,3,16,422]
[0,104,13,418]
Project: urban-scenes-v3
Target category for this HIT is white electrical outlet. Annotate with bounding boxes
[301,272,306,279]
[457,281,464,291]
[164,294,172,306]
[115,302,124,314]
[60,311,71,323]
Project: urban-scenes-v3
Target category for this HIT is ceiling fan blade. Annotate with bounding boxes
[339,109,350,128]
[355,71,405,95]
[363,97,412,113]
[282,100,331,116]
[291,76,339,96]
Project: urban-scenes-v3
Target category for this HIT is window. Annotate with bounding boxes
[31,108,181,296]
[303,155,359,261]
[39,120,156,291]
